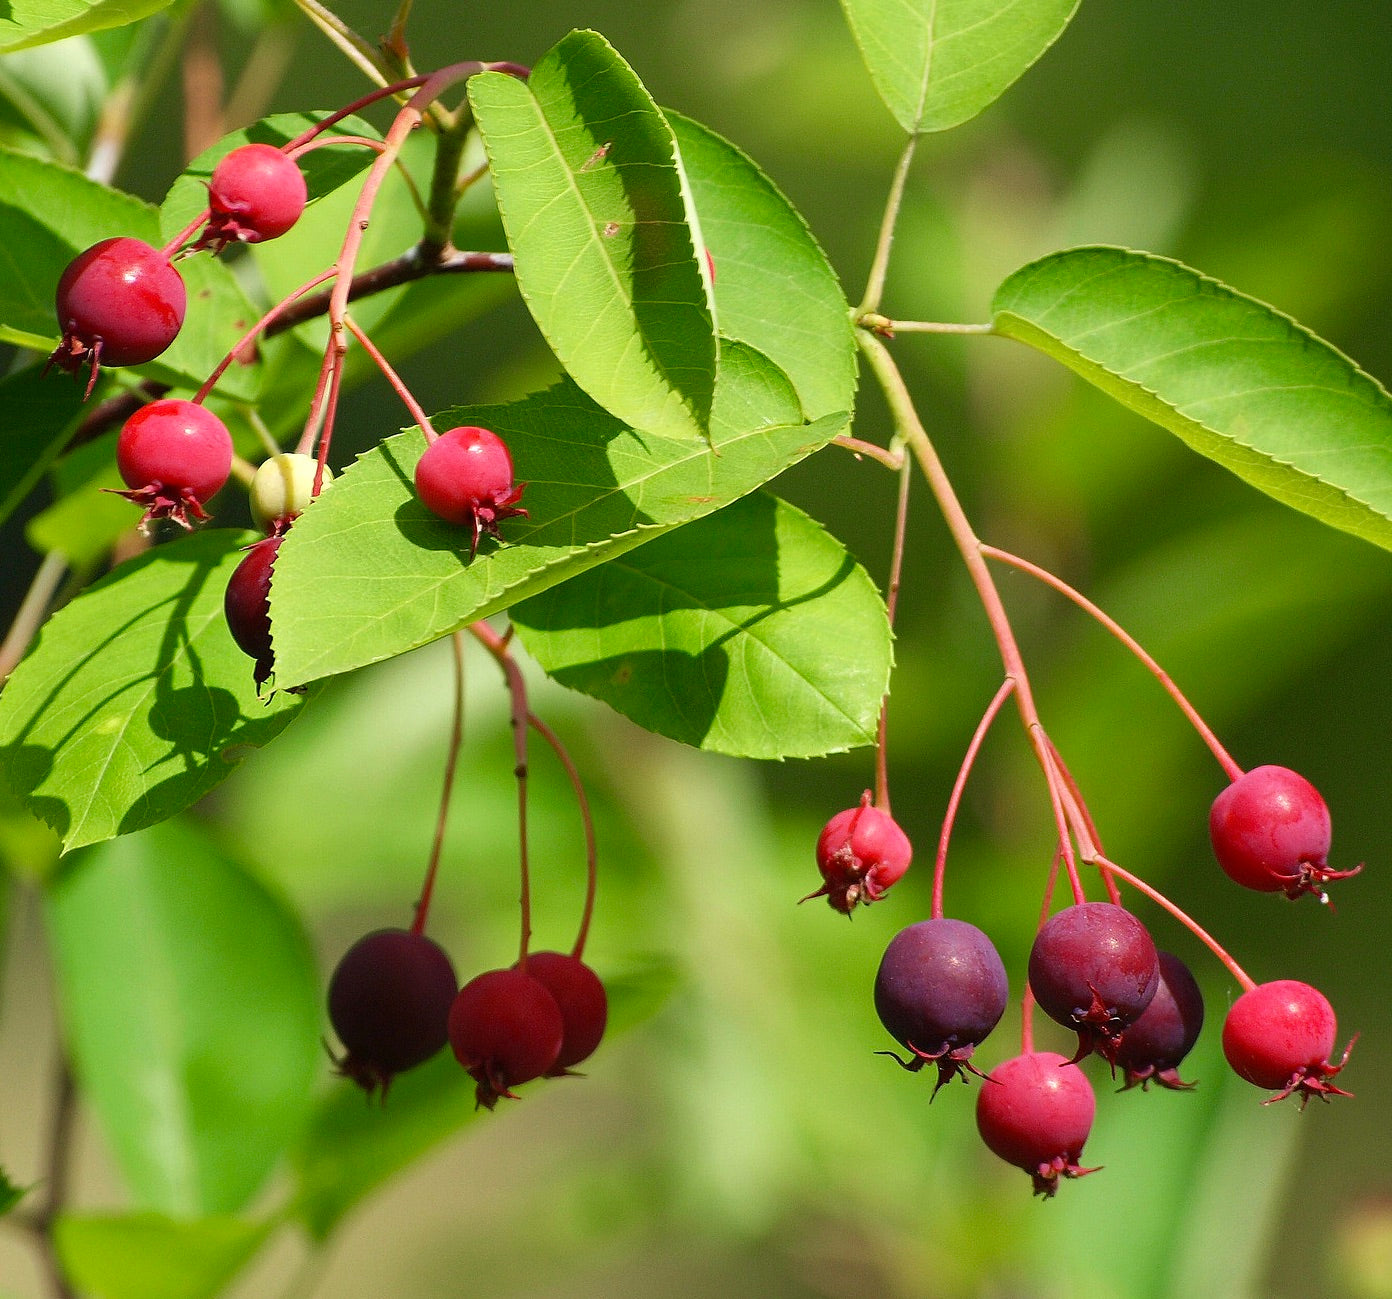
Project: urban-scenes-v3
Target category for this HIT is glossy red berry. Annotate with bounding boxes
[414,426,528,557]
[1027,902,1159,1066]
[198,143,308,249]
[224,535,282,690]
[975,1051,1099,1197]
[518,951,608,1073]
[1222,979,1354,1106]
[328,928,458,1097]
[114,399,233,530]
[448,967,563,1108]
[1115,951,1205,1090]
[873,918,1008,1094]
[804,790,912,914]
[1209,765,1359,901]
[51,237,186,396]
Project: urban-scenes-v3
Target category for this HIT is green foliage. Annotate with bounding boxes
[0,0,178,55]
[0,361,85,528]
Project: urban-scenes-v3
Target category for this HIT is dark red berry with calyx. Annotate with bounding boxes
[113,399,233,531]
[327,928,459,1098]
[1028,902,1160,1067]
[224,534,283,691]
[414,426,528,558]
[448,967,563,1109]
[1222,979,1355,1107]
[1115,951,1205,1091]
[873,918,1008,1096]
[803,790,912,914]
[975,1051,1100,1197]
[1209,765,1360,902]
[50,237,186,397]
[196,143,308,251]
[517,951,607,1074]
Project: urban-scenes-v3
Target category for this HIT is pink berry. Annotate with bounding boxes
[517,951,607,1073]
[198,144,308,249]
[114,399,233,531]
[414,425,528,557]
[50,237,186,396]
[224,535,282,690]
[448,967,563,1108]
[1209,765,1359,901]
[975,1051,1099,1197]
[803,790,911,914]
[1222,979,1354,1106]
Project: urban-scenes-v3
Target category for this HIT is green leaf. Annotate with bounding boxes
[0,1168,24,1216]
[992,246,1392,553]
[0,362,85,529]
[838,0,1079,134]
[668,112,856,423]
[269,343,849,686]
[54,1212,273,1299]
[470,31,716,441]
[0,528,307,851]
[45,821,320,1214]
[511,493,890,757]
[0,0,178,55]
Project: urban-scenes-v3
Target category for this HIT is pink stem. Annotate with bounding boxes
[1022,851,1063,1055]
[874,455,912,814]
[342,314,437,441]
[312,351,345,498]
[412,631,467,935]
[1043,737,1121,906]
[281,75,432,153]
[527,712,598,958]
[286,134,386,159]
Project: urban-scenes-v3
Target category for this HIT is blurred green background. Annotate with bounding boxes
[2,1,1392,1296]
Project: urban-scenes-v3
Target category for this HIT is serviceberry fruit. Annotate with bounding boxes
[197,143,308,250]
[224,534,282,689]
[327,928,459,1097]
[873,918,1008,1094]
[804,790,912,914]
[975,1051,1099,1197]
[1209,764,1360,901]
[51,237,186,396]
[1027,901,1159,1066]
[114,399,233,531]
[1115,951,1205,1090]
[448,966,564,1109]
[518,951,608,1073]
[250,452,331,534]
[1222,979,1354,1106]
[414,425,528,557]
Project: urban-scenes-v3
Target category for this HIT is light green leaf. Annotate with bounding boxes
[0,0,178,55]
[992,246,1392,552]
[0,528,307,851]
[45,821,320,1214]
[470,30,716,441]
[512,493,890,757]
[839,0,1079,134]
[0,362,85,529]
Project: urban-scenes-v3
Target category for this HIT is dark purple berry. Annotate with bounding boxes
[804,790,912,914]
[414,426,528,557]
[224,535,282,690]
[1115,951,1205,1090]
[114,399,233,531]
[198,143,308,249]
[873,918,1008,1095]
[1222,979,1354,1106]
[448,967,563,1109]
[518,951,607,1073]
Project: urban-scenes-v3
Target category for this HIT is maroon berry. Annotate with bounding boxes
[197,143,308,250]
[1222,979,1354,1106]
[328,928,458,1097]
[518,951,607,1073]
[448,967,563,1108]
[113,399,233,531]
[804,790,912,914]
[873,918,1008,1094]
[975,1051,1100,1197]
[1027,902,1159,1066]
[1115,951,1205,1091]
[414,425,528,557]
[224,534,282,690]
[51,237,186,396]
[1209,765,1359,901]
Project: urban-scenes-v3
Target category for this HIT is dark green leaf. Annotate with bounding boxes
[0,0,180,55]
[0,1167,24,1215]
[0,362,85,529]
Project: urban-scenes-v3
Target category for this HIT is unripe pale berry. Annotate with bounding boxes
[414,426,528,557]
[804,790,911,914]
[448,967,563,1109]
[517,951,608,1073]
[1222,979,1354,1106]
[199,143,308,249]
[114,399,233,531]
[250,452,331,534]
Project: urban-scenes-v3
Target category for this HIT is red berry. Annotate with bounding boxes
[448,967,563,1108]
[328,928,458,1097]
[198,144,308,249]
[224,535,282,690]
[414,426,528,557]
[114,399,233,531]
[50,237,186,396]
[975,1051,1099,1197]
[804,790,911,914]
[1115,951,1205,1091]
[1209,765,1359,901]
[1222,979,1354,1106]
[517,951,607,1073]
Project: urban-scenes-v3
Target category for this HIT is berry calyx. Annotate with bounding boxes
[250,452,331,534]
[1115,951,1205,1090]
[873,918,1008,1095]
[804,790,912,914]
[197,143,308,250]
[113,399,233,531]
[414,425,528,557]
[517,951,607,1074]
[1209,764,1360,901]
[975,1051,1100,1197]
[1027,902,1159,1066]
[1221,979,1354,1106]
[51,237,186,396]
[327,928,459,1097]
[448,967,564,1109]
[224,534,283,690]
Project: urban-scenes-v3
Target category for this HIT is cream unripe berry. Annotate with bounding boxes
[250,453,331,533]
